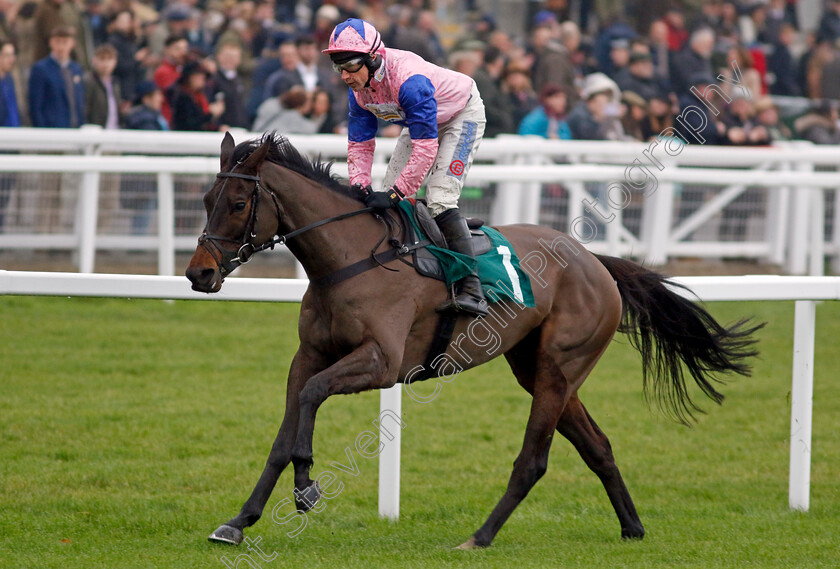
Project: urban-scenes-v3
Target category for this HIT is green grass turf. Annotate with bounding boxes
[1,296,838,568]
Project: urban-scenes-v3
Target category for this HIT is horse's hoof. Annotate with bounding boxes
[455,536,483,550]
[294,481,321,512]
[621,525,645,540]
[208,524,244,545]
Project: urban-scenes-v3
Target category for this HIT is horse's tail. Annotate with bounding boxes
[595,254,765,425]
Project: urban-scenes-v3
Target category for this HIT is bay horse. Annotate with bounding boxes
[186,132,761,549]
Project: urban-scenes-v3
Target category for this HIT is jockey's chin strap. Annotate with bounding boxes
[199,170,377,278]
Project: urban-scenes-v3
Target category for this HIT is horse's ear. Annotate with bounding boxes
[241,139,271,174]
[220,132,235,170]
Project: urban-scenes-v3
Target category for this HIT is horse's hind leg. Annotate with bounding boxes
[502,348,645,541]
[557,395,645,539]
[461,308,627,548]
[460,368,568,549]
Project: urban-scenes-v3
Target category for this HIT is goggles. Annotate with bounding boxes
[332,57,365,74]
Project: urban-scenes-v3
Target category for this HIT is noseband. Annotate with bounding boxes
[198,168,376,279]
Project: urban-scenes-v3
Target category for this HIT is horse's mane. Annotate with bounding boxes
[231,133,365,201]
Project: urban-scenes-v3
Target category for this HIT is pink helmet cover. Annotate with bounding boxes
[322,18,382,55]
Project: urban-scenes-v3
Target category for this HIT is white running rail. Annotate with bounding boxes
[1,128,839,276]
[0,270,832,515]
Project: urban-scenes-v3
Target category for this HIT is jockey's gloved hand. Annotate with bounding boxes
[364,186,402,210]
[351,183,373,196]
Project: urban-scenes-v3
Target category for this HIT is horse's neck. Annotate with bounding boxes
[269,165,386,279]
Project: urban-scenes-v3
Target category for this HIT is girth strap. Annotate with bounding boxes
[415,311,459,382]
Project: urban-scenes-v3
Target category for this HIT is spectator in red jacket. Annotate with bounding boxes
[170,61,224,131]
[661,7,688,52]
[152,35,188,125]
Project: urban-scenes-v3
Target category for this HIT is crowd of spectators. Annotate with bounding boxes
[0,0,839,145]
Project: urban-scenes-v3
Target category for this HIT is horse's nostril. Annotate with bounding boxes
[186,266,217,287]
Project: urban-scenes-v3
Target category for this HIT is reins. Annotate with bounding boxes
[199,168,386,280]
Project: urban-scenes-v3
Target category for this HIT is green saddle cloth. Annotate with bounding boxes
[398,201,535,307]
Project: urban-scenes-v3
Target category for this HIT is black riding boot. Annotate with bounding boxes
[434,208,488,317]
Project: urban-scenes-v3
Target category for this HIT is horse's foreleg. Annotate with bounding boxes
[209,350,320,545]
[556,395,644,539]
[290,339,395,505]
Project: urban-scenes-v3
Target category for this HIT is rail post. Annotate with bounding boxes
[378,386,401,520]
[789,299,816,511]
[156,173,175,276]
[77,141,102,273]
[766,161,791,266]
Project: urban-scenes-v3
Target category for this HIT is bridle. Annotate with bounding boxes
[197,167,376,279]
[197,170,280,278]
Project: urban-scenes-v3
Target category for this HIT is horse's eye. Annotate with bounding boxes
[234,202,247,212]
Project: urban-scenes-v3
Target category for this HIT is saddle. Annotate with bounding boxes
[396,200,492,283]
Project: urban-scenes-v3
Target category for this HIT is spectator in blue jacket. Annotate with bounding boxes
[28,26,85,128]
[817,0,840,43]
[122,80,167,234]
[768,23,801,97]
[518,83,572,139]
[675,73,724,145]
[0,40,21,127]
[0,40,20,230]
[124,80,168,131]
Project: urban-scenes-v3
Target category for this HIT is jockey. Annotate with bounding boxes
[324,18,489,317]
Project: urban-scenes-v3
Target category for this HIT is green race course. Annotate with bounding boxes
[1,296,838,569]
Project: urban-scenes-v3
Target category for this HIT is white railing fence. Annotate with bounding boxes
[1,270,832,515]
[1,128,839,276]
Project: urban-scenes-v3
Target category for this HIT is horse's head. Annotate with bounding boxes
[186,132,280,292]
